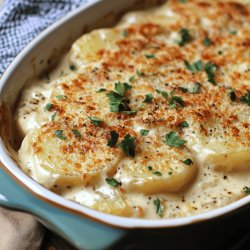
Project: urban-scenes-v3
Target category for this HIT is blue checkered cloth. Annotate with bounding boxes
[0,0,89,75]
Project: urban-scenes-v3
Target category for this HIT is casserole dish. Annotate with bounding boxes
[0,0,249,249]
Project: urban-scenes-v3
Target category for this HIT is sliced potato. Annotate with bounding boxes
[70,28,121,66]
[118,134,197,194]
[18,123,122,188]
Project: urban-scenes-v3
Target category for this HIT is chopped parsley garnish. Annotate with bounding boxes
[45,103,53,111]
[192,82,200,93]
[179,0,187,3]
[153,171,162,176]
[230,31,237,35]
[164,132,187,148]
[169,95,185,109]
[240,91,250,106]
[122,30,129,37]
[106,82,132,113]
[185,60,203,73]
[72,129,81,138]
[88,116,103,126]
[203,36,211,46]
[119,134,136,157]
[96,88,106,93]
[145,53,155,59]
[243,187,250,195]
[179,121,189,128]
[51,113,56,121]
[107,131,119,147]
[179,28,192,46]
[205,62,217,85]
[55,95,67,100]
[106,178,121,187]
[229,90,236,101]
[55,130,66,140]
[136,69,145,77]
[179,87,189,93]
[153,198,164,217]
[140,129,149,136]
[147,166,153,171]
[168,171,173,175]
[129,75,136,82]
[156,89,168,99]
[115,82,132,96]
[183,158,193,165]
[69,64,77,71]
[144,93,153,103]
[123,103,144,115]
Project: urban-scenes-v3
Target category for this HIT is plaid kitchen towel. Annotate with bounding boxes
[0,1,89,249]
[0,0,89,75]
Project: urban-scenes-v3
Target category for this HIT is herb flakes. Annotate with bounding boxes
[179,28,192,46]
[240,91,250,106]
[72,130,81,138]
[107,131,119,147]
[88,116,103,126]
[119,134,136,157]
[164,132,187,148]
[183,158,193,165]
[55,130,66,140]
[153,198,164,217]
[140,129,149,136]
[106,178,121,187]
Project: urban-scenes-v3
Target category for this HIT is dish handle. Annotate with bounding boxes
[0,166,126,250]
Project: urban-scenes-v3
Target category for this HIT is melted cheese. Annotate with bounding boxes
[16,0,250,219]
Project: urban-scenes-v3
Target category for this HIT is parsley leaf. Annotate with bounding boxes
[55,95,67,100]
[153,198,164,217]
[106,91,130,112]
[229,90,236,101]
[205,62,217,85]
[119,134,136,157]
[123,103,144,115]
[179,87,189,93]
[129,75,136,82]
[107,131,119,147]
[179,121,189,128]
[203,36,211,46]
[144,93,153,103]
[88,116,103,126]
[106,178,121,187]
[71,130,81,138]
[185,60,203,73]
[156,89,168,99]
[106,82,132,113]
[183,158,193,165]
[55,130,66,140]
[136,69,145,77]
[164,132,187,148]
[192,82,200,93]
[145,53,155,59]
[153,171,162,176]
[140,129,149,136]
[115,82,132,96]
[243,187,250,195]
[96,88,106,93]
[45,103,53,111]
[240,91,250,106]
[51,113,56,121]
[169,95,185,109]
[179,28,192,46]
[147,166,153,170]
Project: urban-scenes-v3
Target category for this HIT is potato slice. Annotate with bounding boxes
[70,28,121,66]
[118,133,197,195]
[18,123,122,188]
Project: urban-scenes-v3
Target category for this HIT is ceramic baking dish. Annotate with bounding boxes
[0,0,249,249]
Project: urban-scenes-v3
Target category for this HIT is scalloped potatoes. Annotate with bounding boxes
[16,0,250,219]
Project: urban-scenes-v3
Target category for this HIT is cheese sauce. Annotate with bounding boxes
[15,0,250,219]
